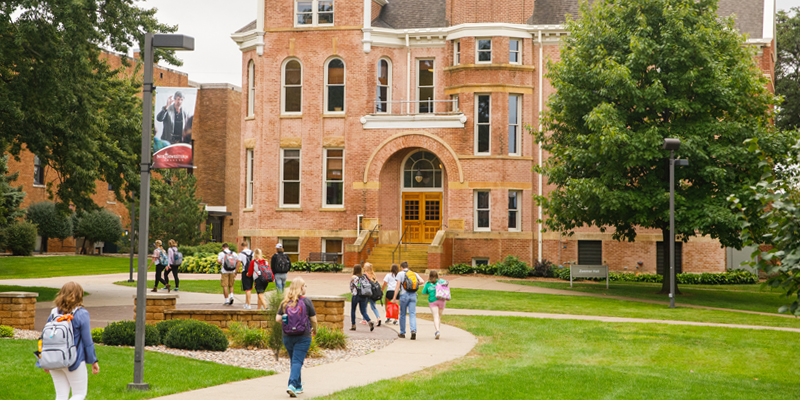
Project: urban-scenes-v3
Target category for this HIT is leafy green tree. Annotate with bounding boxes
[25,201,72,253]
[0,155,26,250]
[0,0,180,213]
[139,169,210,247]
[76,209,123,253]
[534,0,779,295]
[776,8,800,130]
[5,221,37,256]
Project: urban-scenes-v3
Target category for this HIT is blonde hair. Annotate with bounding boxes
[254,248,263,260]
[281,277,306,308]
[363,262,376,280]
[155,240,163,248]
[168,239,177,247]
[55,282,84,313]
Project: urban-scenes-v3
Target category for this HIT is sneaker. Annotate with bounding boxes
[393,320,398,325]
[359,320,367,324]
[243,304,251,310]
[435,331,440,340]
[398,333,406,338]
[229,297,235,305]
[369,321,375,331]
[411,331,416,340]
[385,318,391,324]
[377,320,381,327]
[295,386,304,394]
[287,385,297,398]
[173,288,179,292]
[223,301,230,306]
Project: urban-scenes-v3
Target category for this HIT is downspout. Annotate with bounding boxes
[406,33,411,114]
[537,30,543,262]
[362,0,372,53]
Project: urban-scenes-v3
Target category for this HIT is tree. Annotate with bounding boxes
[25,201,72,253]
[534,0,779,295]
[141,169,210,247]
[0,154,26,250]
[776,8,800,131]
[0,1,180,213]
[76,209,123,253]
[4,221,37,256]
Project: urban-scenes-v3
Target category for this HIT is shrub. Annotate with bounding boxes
[290,261,344,272]
[449,263,473,274]
[102,321,160,346]
[264,292,284,360]
[554,269,758,285]
[179,243,236,257]
[164,320,228,351]
[477,262,499,276]
[178,255,220,274]
[314,326,347,350]
[227,322,268,349]
[156,319,187,342]
[91,328,104,344]
[4,221,37,256]
[0,325,14,337]
[496,256,530,278]
[530,259,555,277]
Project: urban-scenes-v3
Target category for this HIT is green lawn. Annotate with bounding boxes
[325,316,800,399]
[0,285,64,302]
[0,256,139,279]
[2,339,271,399]
[114,280,288,295]
[500,280,791,314]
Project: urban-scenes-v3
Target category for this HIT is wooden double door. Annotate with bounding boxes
[402,192,442,243]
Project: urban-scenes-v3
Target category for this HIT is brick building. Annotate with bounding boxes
[231,0,775,272]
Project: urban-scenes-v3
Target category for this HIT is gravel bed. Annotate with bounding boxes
[10,329,392,373]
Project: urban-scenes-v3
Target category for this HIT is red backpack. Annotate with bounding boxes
[255,259,273,283]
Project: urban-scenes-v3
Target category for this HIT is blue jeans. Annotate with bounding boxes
[399,291,417,334]
[283,335,311,389]
[350,295,371,325]
[274,273,288,292]
[368,298,381,321]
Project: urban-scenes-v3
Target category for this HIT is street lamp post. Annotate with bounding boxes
[128,33,194,391]
[663,138,688,309]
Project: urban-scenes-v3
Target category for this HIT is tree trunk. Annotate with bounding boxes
[657,228,682,295]
[41,236,48,253]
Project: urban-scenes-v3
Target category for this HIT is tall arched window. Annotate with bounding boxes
[282,59,302,114]
[247,60,255,117]
[403,151,442,188]
[325,58,345,113]
[376,58,391,113]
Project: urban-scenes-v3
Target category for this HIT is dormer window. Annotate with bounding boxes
[295,1,334,27]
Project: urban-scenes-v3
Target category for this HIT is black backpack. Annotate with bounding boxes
[369,279,383,301]
[274,253,291,273]
[242,250,253,274]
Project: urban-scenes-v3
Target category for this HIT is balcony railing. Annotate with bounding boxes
[371,99,460,115]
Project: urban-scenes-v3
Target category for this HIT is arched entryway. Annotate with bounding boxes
[401,150,443,243]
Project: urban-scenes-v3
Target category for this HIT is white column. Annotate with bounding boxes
[256,0,265,56]
[362,0,373,53]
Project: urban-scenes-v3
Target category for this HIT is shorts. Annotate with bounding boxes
[386,290,396,302]
[220,273,235,287]
[254,279,269,294]
[241,275,254,291]
[429,299,447,309]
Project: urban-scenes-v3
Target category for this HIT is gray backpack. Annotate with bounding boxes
[357,275,373,298]
[38,307,78,370]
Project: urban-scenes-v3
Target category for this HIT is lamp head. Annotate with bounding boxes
[663,138,681,151]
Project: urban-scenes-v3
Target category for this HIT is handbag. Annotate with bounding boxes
[386,301,399,320]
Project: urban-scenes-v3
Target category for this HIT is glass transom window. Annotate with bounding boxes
[403,151,442,188]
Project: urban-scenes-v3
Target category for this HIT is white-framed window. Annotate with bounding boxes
[417,59,434,113]
[279,238,300,263]
[451,94,459,112]
[33,155,44,186]
[247,60,255,117]
[474,190,491,231]
[508,94,521,155]
[453,40,460,65]
[509,39,521,64]
[508,190,521,231]
[280,149,301,207]
[325,58,345,113]
[295,0,334,27]
[376,58,391,113]
[282,59,302,114]
[477,38,492,63]
[322,238,343,263]
[475,94,491,154]
[244,236,251,249]
[472,258,489,267]
[323,149,344,207]
[246,149,254,208]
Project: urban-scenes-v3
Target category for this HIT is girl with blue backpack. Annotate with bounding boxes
[147,240,170,292]
[349,264,375,332]
[276,278,318,397]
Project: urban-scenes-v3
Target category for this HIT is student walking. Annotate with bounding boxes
[362,263,382,326]
[37,282,100,400]
[422,270,448,339]
[216,243,239,305]
[349,264,375,331]
[271,243,292,292]
[382,264,400,324]
[166,239,181,292]
[238,242,254,309]
[391,261,424,340]
[148,240,170,292]
[251,249,271,310]
[276,278,318,398]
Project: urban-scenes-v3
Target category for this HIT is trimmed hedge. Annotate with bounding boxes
[178,243,237,257]
[102,321,160,346]
[550,268,758,285]
[164,320,228,351]
[178,255,220,274]
[91,328,104,344]
[155,319,187,341]
[291,260,344,273]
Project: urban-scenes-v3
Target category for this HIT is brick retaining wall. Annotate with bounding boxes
[0,292,38,330]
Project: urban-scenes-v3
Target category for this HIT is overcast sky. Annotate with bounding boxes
[143,0,800,87]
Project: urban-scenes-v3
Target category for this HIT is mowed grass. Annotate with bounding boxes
[0,285,63,302]
[0,256,138,279]
[1,339,271,399]
[114,280,288,295]
[501,280,791,314]
[325,316,800,400]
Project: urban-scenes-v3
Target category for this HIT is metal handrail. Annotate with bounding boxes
[358,223,381,265]
[392,225,410,264]
[372,98,460,115]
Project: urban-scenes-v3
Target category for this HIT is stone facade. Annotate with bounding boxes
[0,292,38,330]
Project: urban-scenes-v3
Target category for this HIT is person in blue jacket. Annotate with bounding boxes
[37,282,99,400]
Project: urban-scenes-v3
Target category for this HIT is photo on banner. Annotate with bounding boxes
[152,87,197,169]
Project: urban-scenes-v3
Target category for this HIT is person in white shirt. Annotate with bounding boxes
[382,263,400,325]
[238,242,254,309]
[216,243,239,305]
[391,261,425,340]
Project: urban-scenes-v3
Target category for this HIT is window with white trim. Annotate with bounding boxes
[322,238,343,263]
[324,149,344,206]
[247,61,255,117]
[509,39,521,64]
[474,190,491,231]
[280,149,301,207]
[475,94,491,154]
[244,236,251,249]
[508,190,521,231]
[325,58,345,113]
[246,149,254,208]
[33,155,44,185]
[376,58,391,113]
[453,40,460,65]
[295,0,334,26]
[508,94,521,155]
[282,59,302,114]
[279,238,300,263]
[477,39,492,63]
[417,59,434,113]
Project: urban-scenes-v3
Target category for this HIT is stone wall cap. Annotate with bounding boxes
[133,294,180,300]
[0,292,39,298]
[307,295,345,302]
[165,309,265,315]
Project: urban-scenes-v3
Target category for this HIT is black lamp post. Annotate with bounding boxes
[663,138,689,309]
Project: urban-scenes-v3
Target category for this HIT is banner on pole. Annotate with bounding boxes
[152,87,197,169]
